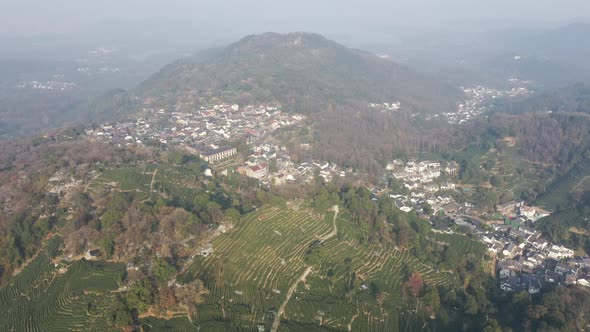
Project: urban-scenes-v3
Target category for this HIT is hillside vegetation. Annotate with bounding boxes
[138,32,461,114]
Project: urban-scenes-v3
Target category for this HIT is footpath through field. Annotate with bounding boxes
[271,205,339,332]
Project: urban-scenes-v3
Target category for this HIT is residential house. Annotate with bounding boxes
[423,182,439,192]
[547,245,574,260]
[246,163,268,180]
[500,276,521,292]
[519,206,536,220]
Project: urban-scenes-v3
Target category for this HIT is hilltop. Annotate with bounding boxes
[138,32,461,114]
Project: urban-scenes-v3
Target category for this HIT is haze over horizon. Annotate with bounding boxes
[3,0,590,38]
[4,1,590,331]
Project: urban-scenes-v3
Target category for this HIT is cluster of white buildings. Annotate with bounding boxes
[16,80,77,91]
[450,203,587,294]
[238,141,351,186]
[387,159,458,193]
[442,85,532,125]
[86,104,304,156]
[369,101,401,113]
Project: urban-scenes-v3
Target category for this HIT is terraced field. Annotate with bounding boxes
[0,236,126,332]
[433,233,487,261]
[88,165,155,201]
[180,207,454,331]
[140,316,198,332]
[87,163,214,208]
[153,164,210,207]
[537,158,590,210]
[485,145,545,200]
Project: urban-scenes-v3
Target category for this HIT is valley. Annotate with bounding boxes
[1,23,590,332]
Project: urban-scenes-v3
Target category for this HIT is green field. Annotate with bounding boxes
[0,236,126,332]
[537,158,590,210]
[88,165,156,201]
[87,162,214,208]
[433,233,487,262]
[484,144,547,200]
[179,206,453,331]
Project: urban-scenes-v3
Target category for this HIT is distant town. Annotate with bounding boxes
[16,80,77,91]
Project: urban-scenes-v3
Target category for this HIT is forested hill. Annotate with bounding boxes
[493,83,590,115]
[137,32,462,114]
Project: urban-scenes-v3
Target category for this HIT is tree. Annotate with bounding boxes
[422,203,434,215]
[423,286,441,314]
[483,319,502,332]
[224,208,241,222]
[490,175,502,187]
[151,258,176,286]
[465,294,479,315]
[114,307,133,328]
[407,272,424,298]
[125,279,154,312]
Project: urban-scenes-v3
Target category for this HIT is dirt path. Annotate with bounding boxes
[146,167,158,202]
[271,206,339,332]
[347,308,360,331]
[271,266,313,332]
[319,205,339,242]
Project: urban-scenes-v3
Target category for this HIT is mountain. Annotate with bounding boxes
[488,23,590,87]
[525,23,590,71]
[138,32,462,114]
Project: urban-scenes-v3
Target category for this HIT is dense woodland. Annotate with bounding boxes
[493,83,590,115]
[0,133,144,283]
[138,33,462,115]
[468,112,590,171]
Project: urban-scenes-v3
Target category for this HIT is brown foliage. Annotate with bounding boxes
[407,272,424,298]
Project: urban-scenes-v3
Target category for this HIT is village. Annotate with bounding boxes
[369,101,401,113]
[442,85,531,125]
[378,158,589,295]
[444,200,590,294]
[367,86,532,125]
[86,102,588,297]
[86,103,353,187]
[86,103,303,148]
[16,80,77,91]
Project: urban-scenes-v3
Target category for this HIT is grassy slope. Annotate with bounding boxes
[537,158,590,211]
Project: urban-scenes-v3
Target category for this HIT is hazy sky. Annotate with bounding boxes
[2,0,589,37]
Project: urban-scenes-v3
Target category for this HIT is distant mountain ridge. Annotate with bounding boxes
[138,32,462,113]
[487,23,590,87]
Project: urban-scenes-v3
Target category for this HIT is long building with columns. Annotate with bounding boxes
[200,146,237,163]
